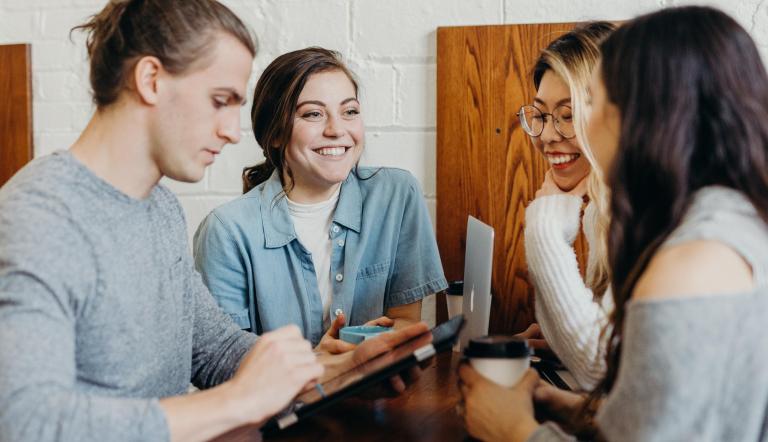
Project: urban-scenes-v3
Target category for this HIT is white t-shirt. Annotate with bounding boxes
[287,188,340,328]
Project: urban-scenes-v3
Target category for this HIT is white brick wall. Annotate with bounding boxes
[4,0,768,324]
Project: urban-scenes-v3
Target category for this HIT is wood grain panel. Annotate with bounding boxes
[437,23,588,334]
[0,44,33,188]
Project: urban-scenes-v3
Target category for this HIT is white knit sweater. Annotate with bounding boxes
[524,194,612,390]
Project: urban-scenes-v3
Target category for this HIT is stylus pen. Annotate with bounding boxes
[315,383,327,399]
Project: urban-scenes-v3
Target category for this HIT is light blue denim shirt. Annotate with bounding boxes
[193,167,447,345]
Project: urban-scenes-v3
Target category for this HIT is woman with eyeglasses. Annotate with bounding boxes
[517,22,616,391]
[459,6,768,441]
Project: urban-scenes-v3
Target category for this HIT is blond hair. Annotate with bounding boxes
[533,22,616,297]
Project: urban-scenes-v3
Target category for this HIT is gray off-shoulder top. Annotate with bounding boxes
[529,186,768,441]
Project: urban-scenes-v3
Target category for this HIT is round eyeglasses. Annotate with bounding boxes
[517,104,576,139]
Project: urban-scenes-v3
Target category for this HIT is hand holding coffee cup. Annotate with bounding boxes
[463,336,531,388]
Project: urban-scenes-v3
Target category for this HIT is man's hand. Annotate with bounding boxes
[227,325,323,426]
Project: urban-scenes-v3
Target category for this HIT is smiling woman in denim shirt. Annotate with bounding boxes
[193,47,447,353]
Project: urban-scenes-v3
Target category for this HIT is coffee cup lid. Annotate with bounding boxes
[446,280,464,295]
[463,335,530,358]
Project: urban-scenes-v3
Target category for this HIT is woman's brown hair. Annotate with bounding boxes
[72,0,256,109]
[242,47,359,193]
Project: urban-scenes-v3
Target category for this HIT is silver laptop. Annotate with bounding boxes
[459,216,494,350]
[456,217,580,391]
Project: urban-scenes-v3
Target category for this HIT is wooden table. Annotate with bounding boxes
[215,351,468,442]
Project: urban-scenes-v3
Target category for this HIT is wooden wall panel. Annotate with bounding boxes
[0,44,34,187]
[436,24,588,334]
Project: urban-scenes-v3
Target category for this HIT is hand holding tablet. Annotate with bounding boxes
[263,316,465,434]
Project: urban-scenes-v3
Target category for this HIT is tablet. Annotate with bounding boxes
[532,358,573,391]
[262,315,466,434]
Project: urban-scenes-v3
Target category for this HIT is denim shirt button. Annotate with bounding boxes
[335,273,344,282]
[335,308,343,317]
[332,225,340,234]
[337,239,345,247]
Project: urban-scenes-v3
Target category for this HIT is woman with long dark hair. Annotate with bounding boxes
[459,6,768,441]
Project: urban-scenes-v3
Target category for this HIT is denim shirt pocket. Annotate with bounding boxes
[227,308,251,330]
[353,260,391,319]
[356,260,390,281]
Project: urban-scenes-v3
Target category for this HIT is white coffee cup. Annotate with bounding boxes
[444,281,464,352]
[464,336,530,388]
[445,280,464,319]
[446,294,463,319]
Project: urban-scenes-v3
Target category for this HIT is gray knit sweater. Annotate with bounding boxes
[0,151,258,441]
[529,186,768,441]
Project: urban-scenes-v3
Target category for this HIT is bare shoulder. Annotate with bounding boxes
[632,240,754,301]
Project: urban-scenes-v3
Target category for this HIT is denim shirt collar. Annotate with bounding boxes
[260,170,362,249]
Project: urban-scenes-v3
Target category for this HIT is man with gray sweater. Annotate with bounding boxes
[0,2,327,441]
[0,1,427,441]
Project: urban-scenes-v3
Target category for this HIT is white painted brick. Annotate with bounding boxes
[34,132,79,157]
[353,0,501,59]
[177,195,240,247]
[71,0,108,8]
[5,0,97,8]
[40,9,94,40]
[239,95,254,133]
[745,0,768,41]
[397,64,436,128]
[360,131,436,196]
[34,102,74,132]
[504,0,665,22]
[31,40,85,71]
[207,134,265,193]
[241,0,350,57]
[219,0,268,68]
[0,11,35,42]
[1,0,41,12]
[759,44,768,66]
[250,51,279,84]
[35,71,88,102]
[71,102,94,131]
[348,60,396,127]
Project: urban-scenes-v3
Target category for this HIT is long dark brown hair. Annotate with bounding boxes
[72,0,256,109]
[587,5,768,430]
[243,47,359,193]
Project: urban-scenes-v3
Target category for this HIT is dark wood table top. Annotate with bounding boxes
[214,351,468,442]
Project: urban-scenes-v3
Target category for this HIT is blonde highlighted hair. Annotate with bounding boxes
[532,22,616,298]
